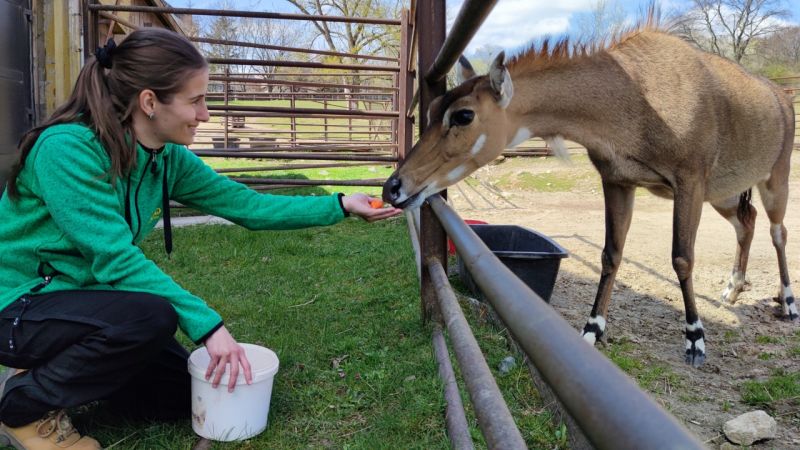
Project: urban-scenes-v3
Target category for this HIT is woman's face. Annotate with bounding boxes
[151,68,210,146]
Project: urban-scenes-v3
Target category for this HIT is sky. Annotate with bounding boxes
[171,0,800,55]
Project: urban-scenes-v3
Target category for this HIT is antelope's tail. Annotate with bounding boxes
[737,189,754,227]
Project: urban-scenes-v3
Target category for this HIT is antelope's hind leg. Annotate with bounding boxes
[711,192,756,305]
[581,182,634,345]
[757,178,798,321]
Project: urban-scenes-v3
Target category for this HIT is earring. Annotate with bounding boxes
[148,112,155,120]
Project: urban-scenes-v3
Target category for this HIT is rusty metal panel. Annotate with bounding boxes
[0,0,33,192]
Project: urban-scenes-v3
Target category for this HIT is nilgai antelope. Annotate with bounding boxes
[383,27,797,367]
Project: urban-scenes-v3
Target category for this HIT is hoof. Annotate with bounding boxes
[785,296,798,321]
[721,273,745,304]
[720,289,740,305]
[685,321,706,368]
[581,316,605,346]
[685,348,706,367]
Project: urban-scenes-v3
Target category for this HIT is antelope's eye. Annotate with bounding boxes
[450,109,474,127]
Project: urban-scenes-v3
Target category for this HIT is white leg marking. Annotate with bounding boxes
[545,135,570,161]
[771,223,783,246]
[722,271,745,303]
[470,134,487,156]
[686,337,706,353]
[686,319,703,332]
[582,315,606,345]
[589,315,607,330]
[446,166,467,183]
[685,320,705,353]
[508,127,531,148]
[781,284,797,317]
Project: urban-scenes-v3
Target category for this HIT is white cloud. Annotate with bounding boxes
[447,0,597,54]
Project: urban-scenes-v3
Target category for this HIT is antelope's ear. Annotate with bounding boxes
[457,55,476,84]
[489,51,513,109]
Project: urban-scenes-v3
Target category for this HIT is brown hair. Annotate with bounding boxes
[6,27,207,198]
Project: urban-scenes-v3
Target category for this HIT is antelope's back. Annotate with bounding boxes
[611,31,792,197]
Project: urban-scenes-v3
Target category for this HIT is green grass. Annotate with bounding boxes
[602,340,680,395]
[57,218,559,449]
[740,369,800,408]
[755,335,781,344]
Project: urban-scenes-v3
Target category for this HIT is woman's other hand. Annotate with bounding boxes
[203,325,253,392]
[342,193,402,222]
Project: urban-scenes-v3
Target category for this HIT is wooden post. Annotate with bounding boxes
[416,0,447,324]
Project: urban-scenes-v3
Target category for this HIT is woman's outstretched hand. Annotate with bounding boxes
[342,193,402,222]
[204,325,253,392]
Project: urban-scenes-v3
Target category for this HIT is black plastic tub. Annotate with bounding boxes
[457,224,568,303]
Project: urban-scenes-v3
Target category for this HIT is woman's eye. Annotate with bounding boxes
[450,109,474,127]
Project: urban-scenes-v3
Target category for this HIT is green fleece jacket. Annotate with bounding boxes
[0,123,346,342]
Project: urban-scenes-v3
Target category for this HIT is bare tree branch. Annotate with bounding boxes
[676,0,790,63]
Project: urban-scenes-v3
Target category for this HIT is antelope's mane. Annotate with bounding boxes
[507,8,665,73]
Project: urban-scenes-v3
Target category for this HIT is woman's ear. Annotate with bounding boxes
[138,89,158,117]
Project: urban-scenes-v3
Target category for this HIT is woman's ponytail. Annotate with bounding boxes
[7,29,207,199]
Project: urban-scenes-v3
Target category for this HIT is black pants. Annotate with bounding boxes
[0,290,190,427]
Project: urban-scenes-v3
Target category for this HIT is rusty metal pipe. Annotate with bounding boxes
[192,151,397,162]
[208,76,399,92]
[192,37,397,62]
[207,57,400,73]
[88,4,401,25]
[432,325,474,450]
[427,259,527,450]
[207,104,398,119]
[229,177,384,186]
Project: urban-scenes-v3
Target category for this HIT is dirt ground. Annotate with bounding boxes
[449,153,800,449]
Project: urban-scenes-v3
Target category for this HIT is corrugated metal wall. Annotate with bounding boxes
[0,0,33,193]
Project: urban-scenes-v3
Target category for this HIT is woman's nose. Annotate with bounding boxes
[197,103,210,122]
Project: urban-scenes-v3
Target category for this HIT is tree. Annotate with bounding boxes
[760,26,800,66]
[575,0,628,43]
[283,0,401,62]
[201,1,244,74]
[237,17,304,90]
[675,0,790,63]
[283,0,402,102]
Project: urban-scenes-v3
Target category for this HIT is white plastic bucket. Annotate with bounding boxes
[187,344,280,441]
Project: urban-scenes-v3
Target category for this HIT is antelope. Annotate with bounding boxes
[383,25,797,367]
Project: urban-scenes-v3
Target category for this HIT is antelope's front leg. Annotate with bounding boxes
[673,183,706,367]
[582,182,634,345]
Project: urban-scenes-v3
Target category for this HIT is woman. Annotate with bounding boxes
[0,28,399,450]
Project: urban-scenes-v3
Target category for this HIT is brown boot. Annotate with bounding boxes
[0,410,101,450]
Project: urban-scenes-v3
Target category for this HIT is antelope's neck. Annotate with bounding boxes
[506,55,637,155]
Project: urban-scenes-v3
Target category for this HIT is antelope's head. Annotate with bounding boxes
[383,52,515,209]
